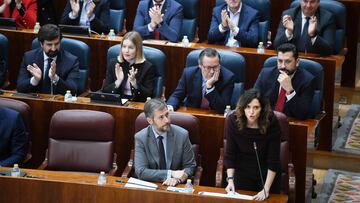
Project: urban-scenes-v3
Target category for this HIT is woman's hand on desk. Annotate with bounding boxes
[225,180,235,194]
[253,188,269,201]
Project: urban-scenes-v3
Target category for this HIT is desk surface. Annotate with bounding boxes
[0,167,288,203]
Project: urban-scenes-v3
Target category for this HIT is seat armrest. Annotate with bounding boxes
[215,147,224,187]
[121,149,134,178]
[288,163,296,203]
[108,153,118,176]
[38,149,49,170]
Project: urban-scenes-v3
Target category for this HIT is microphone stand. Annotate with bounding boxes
[253,142,267,199]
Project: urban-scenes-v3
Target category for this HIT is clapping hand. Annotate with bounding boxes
[282,15,294,35]
[114,63,124,87]
[308,16,317,37]
[128,66,138,87]
[149,6,164,29]
[48,60,57,81]
[70,0,80,17]
[26,63,42,82]
[87,1,96,18]
[220,9,229,29]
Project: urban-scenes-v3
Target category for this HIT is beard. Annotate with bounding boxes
[45,50,59,58]
[279,68,295,76]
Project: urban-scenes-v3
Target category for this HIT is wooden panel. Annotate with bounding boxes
[0,168,288,203]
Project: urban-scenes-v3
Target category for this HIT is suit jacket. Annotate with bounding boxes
[37,0,57,25]
[207,3,259,48]
[273,5,335,56]
[167,66,235,114]
[102,58,155,102]
[17,48,80,95]
[254,66,315,120]
[0,107,27,167]
[134,124,196,182]
[0,0,37,29]
[60,0,110,34]
[133,0,183,42]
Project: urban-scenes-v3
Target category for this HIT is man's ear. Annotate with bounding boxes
[146,117,153,125]
[295,58,300,67]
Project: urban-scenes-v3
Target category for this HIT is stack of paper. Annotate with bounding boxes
[198,191,253,200]
[124,177,158,190]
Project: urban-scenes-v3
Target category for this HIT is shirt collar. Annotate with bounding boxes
[227,3,242,16]
[43,52,57,62]
[153,0,166,7]
[301,12,314,19]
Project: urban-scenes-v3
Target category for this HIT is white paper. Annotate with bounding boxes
[124,177,158,190]
[167,186,194,193]
[198,191,253,200]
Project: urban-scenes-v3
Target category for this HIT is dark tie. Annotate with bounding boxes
[153,3,162,40]
[298,17,310,52]
[42,58,53,93]
[274,88,286,112]
[200,83,210,109]
[157,136,166,169]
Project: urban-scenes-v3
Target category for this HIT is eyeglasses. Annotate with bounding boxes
[201,64,220,71]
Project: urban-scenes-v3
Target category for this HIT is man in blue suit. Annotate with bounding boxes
[60,0,110,34]
[0,107,27,167]
[208,0,260,48]
[167,48,235,114]
[17,24,80,95]
[133,0,183,42]
[254,43,315,120]
[273,0,335,56]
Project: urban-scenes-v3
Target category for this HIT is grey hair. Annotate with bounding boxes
[144,98,167,118]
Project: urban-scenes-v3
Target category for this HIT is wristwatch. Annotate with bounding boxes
[226,176,234,182]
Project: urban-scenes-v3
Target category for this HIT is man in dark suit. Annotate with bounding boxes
[60,0,110,34]
[133,0,183,42]
[135,99,196,186]
[254,43,315,120]
[273,0,335,56]
[208,0,260,48]
[0,107,27,167]
[167,48,235,114]
[17,24,79,95]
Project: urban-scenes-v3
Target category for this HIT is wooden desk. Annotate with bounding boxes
[0,168,287,203]
[0,91,314,203]
[0,28,340,152]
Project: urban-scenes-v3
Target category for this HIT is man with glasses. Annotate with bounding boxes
[167,48,235,114]
[273,0,335,56]
[254,43,315,119]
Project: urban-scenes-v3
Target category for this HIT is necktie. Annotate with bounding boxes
[274,87,286,112]
[42,58,53,93]
[200,82,210,109]
[298,17,310,52]
[157,136,166,169]
[153,3,162,40]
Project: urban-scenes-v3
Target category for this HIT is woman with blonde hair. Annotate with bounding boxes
[103,31,155,102]
[224,88,281,201]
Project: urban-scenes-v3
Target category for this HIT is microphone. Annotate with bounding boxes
[253,142,267,199]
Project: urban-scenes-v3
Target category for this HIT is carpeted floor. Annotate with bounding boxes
[317,169,360,203]
[333,104,360,154]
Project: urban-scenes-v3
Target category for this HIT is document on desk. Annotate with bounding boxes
[198,191,253,200]
[124,177,158,190]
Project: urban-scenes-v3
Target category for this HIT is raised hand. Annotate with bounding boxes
[206,68,220,88]
[277,70,293,94]
[27,63,42,82]
[115,63,124,84]
[282,15,294,35]
[221,9,229,29]
[70,0,80,17]
[308,16,317,37]
[87,2,96,18]
[48,60,57,81]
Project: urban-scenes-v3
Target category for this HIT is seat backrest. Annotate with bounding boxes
[134,112,200,145]
[0,97,30,131]
[263,56,323,118]
[47,110,115,173]
[215,0,271,43]
[273,111,290,195]
[107,45,166,98]
[109,0,125,10]
[175,0,199,41]
[186,49,246,107]
[290,0,346,54]
[0,34,8,87]
[31,38,90,94]
[109,9,125,34]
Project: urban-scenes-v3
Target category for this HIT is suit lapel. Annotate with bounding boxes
[162,0,171,22]
[270,68,281,106]
[293,11,302,40]
[166,125,175,169]
[193,68,203,106]
[147,126,162,168]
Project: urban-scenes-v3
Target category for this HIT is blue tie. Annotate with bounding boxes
[298,17,310,52]
[42,58,53,93]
